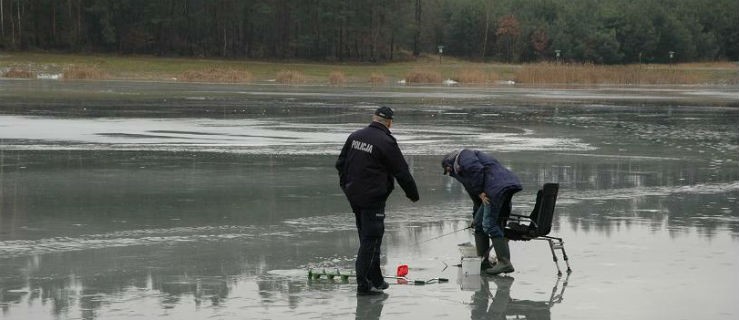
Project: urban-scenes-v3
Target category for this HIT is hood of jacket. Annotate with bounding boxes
[441,150,461,176]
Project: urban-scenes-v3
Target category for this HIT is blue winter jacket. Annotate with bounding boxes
[442,149,522,207]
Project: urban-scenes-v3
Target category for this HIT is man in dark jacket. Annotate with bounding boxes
[442,149,522,275]
[336,106,419,296]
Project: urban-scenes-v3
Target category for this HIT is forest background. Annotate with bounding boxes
[1,0,737,64]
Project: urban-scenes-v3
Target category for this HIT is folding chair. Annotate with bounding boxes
[502,183,572,276]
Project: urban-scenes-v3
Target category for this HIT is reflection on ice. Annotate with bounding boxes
[0,227,292,259]
[571,181,739,200]
[466,275,569,320]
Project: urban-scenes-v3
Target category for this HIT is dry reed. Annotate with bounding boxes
[180,67,253,83]
[487,71,501,83]
[452,68,502,85]
[328,71,346,86]
[2,67,35,78]
[368,72,387,85]
[63,65,109,80]
[453,69,487,84]
[405,68,442,84]
[276,70,307,84]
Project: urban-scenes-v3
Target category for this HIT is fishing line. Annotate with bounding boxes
[413,225,473,246]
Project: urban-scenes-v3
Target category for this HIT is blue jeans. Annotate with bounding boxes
[474,201,507,238]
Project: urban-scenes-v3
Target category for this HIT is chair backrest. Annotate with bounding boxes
[529,183,559,236]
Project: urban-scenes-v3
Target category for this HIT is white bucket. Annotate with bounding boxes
[461,256,482,276]
[458,242,477,257]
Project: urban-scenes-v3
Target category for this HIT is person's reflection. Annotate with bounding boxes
[470,275,568,320]
[355,293,388,320]
[471,276,513,320]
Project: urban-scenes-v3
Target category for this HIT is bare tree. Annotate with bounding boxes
[9,0,13,46]
[1,0,5,39]
[413,0,421,56]
[481,0,493,59]
[51,3,55,42]
[15,0,20,46]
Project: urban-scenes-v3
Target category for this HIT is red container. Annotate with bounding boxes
[396,264,409,277]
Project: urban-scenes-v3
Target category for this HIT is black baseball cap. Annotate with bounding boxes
[374,106,394,119]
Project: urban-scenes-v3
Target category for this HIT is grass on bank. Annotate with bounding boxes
[514,63,715,85]
[0,52,736,85]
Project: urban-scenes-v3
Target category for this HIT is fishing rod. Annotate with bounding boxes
[415,225,473,245]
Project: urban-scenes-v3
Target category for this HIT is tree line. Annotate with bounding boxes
[0,0,736,64]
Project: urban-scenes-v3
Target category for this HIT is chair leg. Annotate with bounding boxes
[547,237,572,275]
[546,239,563,276]
[559,240,572,274]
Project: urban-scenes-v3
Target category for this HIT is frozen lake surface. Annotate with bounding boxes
[1,80,738,319]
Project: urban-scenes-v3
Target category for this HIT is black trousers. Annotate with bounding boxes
[353,206,386,291]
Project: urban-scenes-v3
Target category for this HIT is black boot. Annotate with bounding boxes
[474,232,490,257]
[485,237,514,275]
[475,233,495,270]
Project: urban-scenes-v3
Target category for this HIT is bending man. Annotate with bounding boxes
[442,149,522,275]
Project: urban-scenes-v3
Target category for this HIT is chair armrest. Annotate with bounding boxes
[505,214,539,230]
[508,214,531,223]
[509,214,530,219]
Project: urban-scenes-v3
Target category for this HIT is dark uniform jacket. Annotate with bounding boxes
[336,122,419,209]
[442,149,522,213]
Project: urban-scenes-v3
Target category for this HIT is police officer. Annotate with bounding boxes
[336,106,419,296]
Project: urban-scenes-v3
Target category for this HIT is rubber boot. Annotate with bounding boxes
[474,233,490,257]
[476,233,498,270]
[485,237,514,275]
[475,233,495,270]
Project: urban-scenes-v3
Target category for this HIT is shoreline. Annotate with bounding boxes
[1,52,737,87]
[0,78,737,107]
